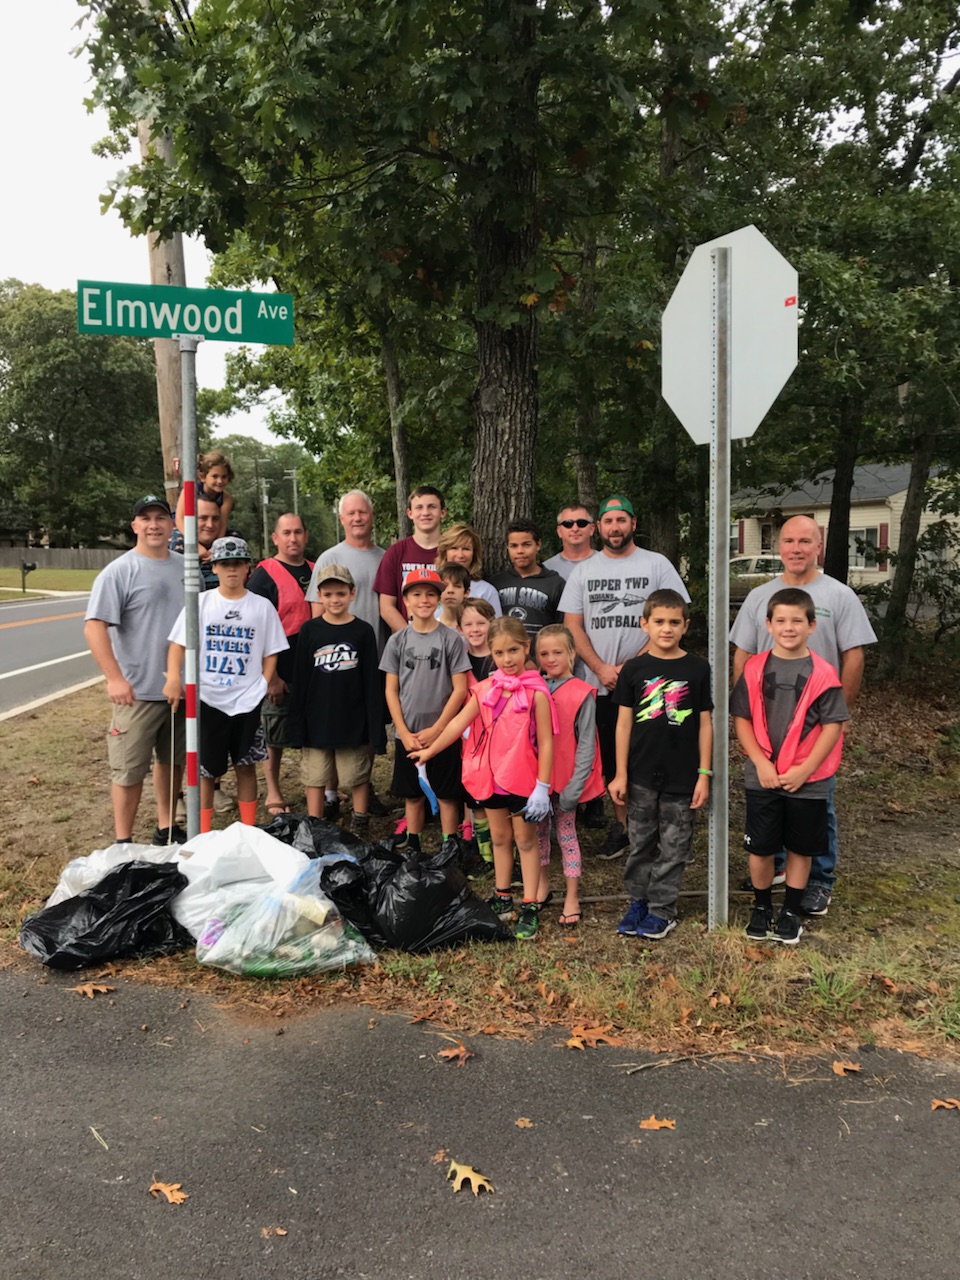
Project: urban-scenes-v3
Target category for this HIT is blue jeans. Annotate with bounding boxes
[774,774,837,888]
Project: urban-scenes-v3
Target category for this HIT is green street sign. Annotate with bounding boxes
[77,279,294,345]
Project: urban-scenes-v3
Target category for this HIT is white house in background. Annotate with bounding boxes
[732,464,953,586]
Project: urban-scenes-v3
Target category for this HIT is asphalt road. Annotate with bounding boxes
[0,595,99,716]
[4,970,960,1280]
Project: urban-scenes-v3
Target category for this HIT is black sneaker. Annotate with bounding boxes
[745,905,773,940]
[799,883,832,916]
[487,892,516,922]
[323,796,341,821]
[598,821,629,860]
[367,789,390,818]
[152,825,188,846]
[351,812,371,838]
[515,902,540,940]
[773,909,803,946]
[580,796,607,830]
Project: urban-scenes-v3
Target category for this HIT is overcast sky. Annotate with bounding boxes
[2,0,275,442]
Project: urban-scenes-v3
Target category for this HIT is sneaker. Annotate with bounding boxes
[745,905,773,940]
[739,871,786,891]
[636,913,677,940]
[394,816,408,837]
[487,892,516,922]
[152,825,188,846]
[773,909,803,945]
[324,796,342,822]
[351,812,371,838]
[174,794,186,826]
[598,821,629,860]
[213,787,236,815]
[580,796,607,830]
[799,883,832,916]
[367,789,390,818]
[515,902,540,940]
[617,899,648,936]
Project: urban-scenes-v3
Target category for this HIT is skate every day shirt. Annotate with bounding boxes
[559,547,689,695]
[379,623,471,732]
[169,589,288,715]
[612,651,713,794]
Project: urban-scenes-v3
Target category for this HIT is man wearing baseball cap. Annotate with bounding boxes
[84,495,188,845]
[560,495,690,858]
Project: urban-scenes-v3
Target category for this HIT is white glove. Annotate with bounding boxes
[523,780,552,823]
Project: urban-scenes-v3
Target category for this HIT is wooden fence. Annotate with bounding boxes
[0,547,126,570]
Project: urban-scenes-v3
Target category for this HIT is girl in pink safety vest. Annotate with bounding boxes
[534,625,604,928]
[409,617,557,941]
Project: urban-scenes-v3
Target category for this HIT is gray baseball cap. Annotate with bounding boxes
[210,536,251,563]
[316,563,355,589]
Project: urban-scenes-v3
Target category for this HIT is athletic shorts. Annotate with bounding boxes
[744,790,827,858]
[392,739,462,801]
[467,791,527,816]
[200,703,263,779]
[108,700,185,787]
[261,689,290,748]
[199,724,266,780]
[595,695,619,780]
[301,744,373,791]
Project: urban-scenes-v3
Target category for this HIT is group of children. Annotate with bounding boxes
[163,473,847,948]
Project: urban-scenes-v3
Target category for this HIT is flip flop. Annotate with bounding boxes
[265,801,290,816]
[559,911,582,928]
[536,890,554,909]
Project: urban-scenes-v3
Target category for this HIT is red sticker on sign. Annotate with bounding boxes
[784,296,797,307]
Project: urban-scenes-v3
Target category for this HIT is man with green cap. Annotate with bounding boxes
[560,495,689,858]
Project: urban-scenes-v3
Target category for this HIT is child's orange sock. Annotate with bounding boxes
[200,807,214,833]
[238,799,258,825]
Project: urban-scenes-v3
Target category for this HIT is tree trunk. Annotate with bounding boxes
[380,326,411,538]
[822,397,862,583]
[879,416,936,677]
[468,1,540,574]
[646,406,680,563]
[574,234,600,516]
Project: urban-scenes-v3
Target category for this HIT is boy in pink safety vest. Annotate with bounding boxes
[732,587,849,947]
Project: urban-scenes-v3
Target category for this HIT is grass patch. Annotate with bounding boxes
[2,677,960,1059]
[0,567,99,593]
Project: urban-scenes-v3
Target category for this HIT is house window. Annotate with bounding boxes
[760,522,774,552]
[730,524,740,555]
[849,526,878,569]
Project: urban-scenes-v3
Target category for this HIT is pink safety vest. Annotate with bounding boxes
[549,677,604,802]
[462,673,557,799]
[256,556,314,637]
[743,650,844,781]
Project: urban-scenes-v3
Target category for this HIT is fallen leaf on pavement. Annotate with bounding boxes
[832,1060,862,1077]
[566,1024,623,1050]
[260,1226,288,1238]
[71,983,116,999]
[639,1115,676,1131]
[931,1098,960,1110]
[431,1148,449,1164]
[515,1117,534,1129]
[447,1160,494,1196]
[438,1041,474,1067]
[149,1180,188,1205]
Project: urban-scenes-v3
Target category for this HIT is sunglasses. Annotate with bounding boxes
[559,519,592,528]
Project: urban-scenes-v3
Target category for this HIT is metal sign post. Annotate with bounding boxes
[178,334,203,839]
[661,225,798,931]
[707,250,731,929]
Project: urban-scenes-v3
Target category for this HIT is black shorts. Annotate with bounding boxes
[596,695,619,780]
[392,739,463,801]
[200,703,263,779]
[744,791,827,858]
[467,791,527,816]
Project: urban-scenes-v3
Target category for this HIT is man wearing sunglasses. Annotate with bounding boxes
[544,503,597,582]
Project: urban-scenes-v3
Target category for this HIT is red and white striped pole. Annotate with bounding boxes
[178,335,203,838]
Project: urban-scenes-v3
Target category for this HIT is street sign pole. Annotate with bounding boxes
[178,335,203,839]
[708,250,731,929]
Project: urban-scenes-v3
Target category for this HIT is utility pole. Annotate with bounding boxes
[137,124,186,508]
[283,468,299,515]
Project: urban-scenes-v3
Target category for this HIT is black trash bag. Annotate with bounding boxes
[320,841,513,952]
[260,813,363,859]
[20,861,193,970]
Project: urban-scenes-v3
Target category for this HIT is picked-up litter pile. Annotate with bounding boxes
[20,817,512,973]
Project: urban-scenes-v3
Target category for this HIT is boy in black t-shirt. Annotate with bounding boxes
[609,590,713,939]
[286,565,386,835]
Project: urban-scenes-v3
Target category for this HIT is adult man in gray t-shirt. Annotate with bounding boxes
[561,495,689,857]
[543,502,598,582]
[729,514,878,915]
[84,495,186,845]
[306,489,387,654]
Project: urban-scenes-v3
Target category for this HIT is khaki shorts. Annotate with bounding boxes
[301,744,372,791]
[261,690,290,748]
[107,700,185,787]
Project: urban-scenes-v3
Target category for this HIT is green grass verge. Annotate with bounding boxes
[0,568,99,592]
